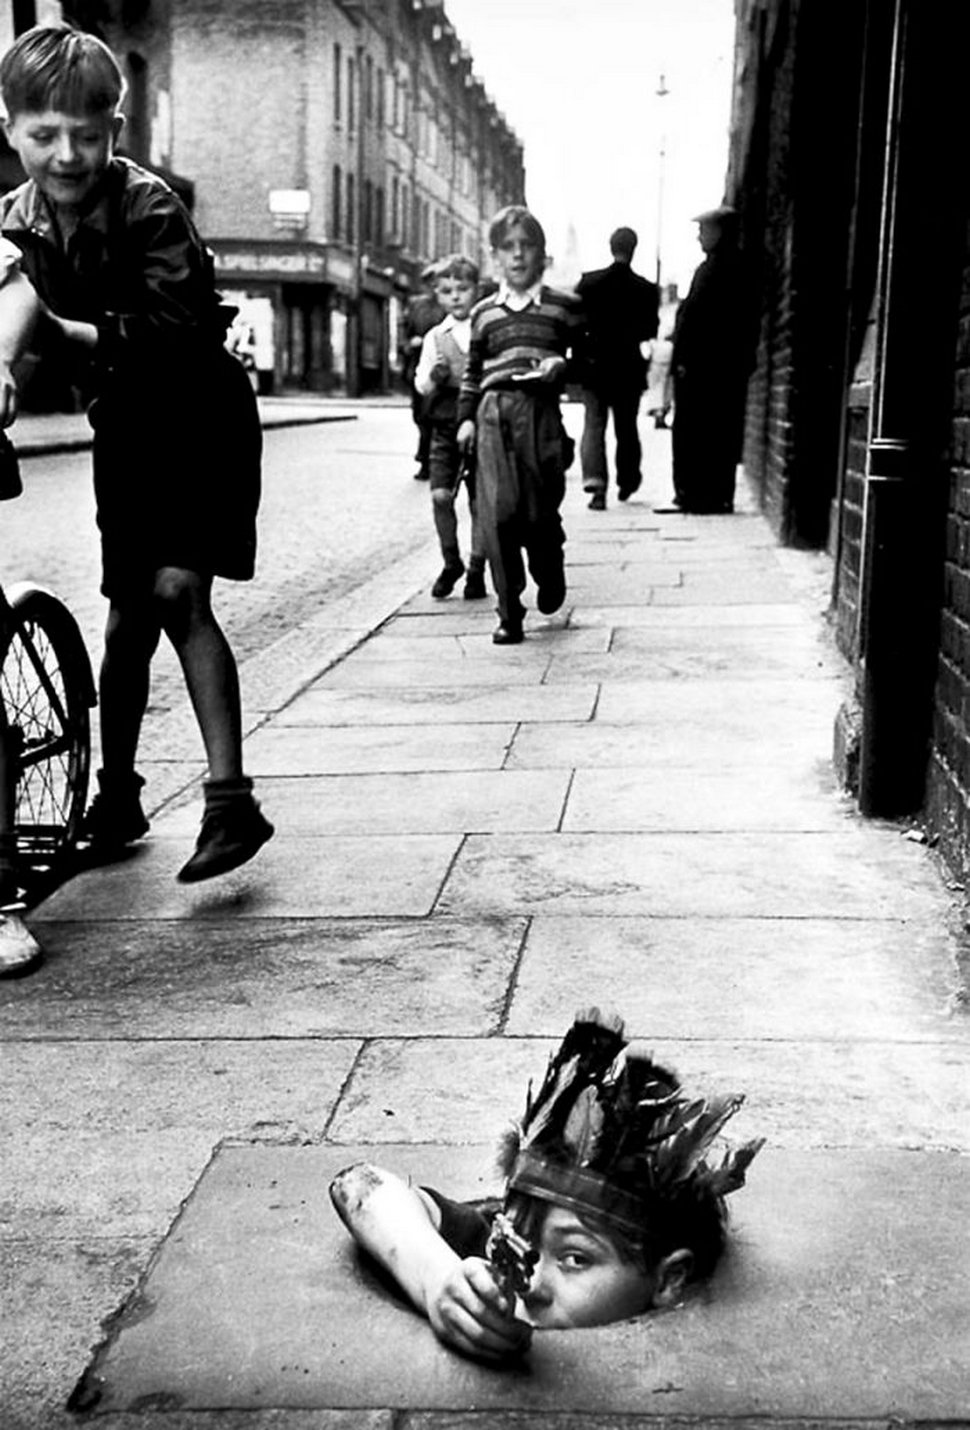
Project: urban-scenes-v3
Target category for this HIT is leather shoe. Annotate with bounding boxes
[492,621,524,645]
[587,491,606,511]
[177,802,274,883]
[536,572,566,614]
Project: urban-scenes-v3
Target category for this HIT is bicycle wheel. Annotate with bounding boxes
[0,582,96,872]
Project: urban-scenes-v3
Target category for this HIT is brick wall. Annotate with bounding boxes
[926,230,970,876]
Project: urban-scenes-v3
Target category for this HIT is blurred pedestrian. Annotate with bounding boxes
[457,205,584,645]
[414,254,488,601]
[576,227,659,509]
[402,261,444,480]
[669,206,759,513]
[0,24,273,883]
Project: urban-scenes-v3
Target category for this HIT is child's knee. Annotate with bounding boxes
[431,487,456,511]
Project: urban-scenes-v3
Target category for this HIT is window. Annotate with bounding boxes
[363,179,373,243]
[346,172,356,243]
[347,56,355,134]
[333,43,342,124]
[375,186,385,246]
[391,175,399,240]
[332,164,342,238]
[377,67,385,129]
[365,55,374,122]
[401,182,409,248]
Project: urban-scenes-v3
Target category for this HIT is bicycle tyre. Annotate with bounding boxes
[0,582,96,872]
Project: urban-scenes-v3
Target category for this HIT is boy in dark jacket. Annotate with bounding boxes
[0,23,272,882]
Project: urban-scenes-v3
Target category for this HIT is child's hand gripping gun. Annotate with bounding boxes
[485,1211,537,1306]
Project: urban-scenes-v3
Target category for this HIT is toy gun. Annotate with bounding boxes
[485,1211,537,1305]
[456,443,476,501]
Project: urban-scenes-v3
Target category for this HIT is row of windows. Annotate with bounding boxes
[330,164,472,260]
[331,42,478,195]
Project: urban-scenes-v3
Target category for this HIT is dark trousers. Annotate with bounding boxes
[410,384,433,476]
[671,369,746,512]
[580,384,643,495]
[475,390,566,626]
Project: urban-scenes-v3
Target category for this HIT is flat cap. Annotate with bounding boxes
[692,204,738,223]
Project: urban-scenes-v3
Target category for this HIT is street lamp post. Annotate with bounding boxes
[655,73,669,290]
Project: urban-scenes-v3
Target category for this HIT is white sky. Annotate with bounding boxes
[442,0,736,292]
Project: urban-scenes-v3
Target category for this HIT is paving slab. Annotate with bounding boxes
[506,720,834,771]
[504,915,965,1042]
[572,603,811,628]
[437,832,945,921]
[542,646,842,684]
[318,657,552,688]
[276,684,598,727]
[71,1144,970,1419]
[350,629,611,659]
[154,772,571,836]
[0,1236,153,1430]
[0,917,528,1040]
[32,834,461,921]
[2,1039,361,1237]
[593,678,844,727]
[380,612,571,638]
[326,1037,970,1150]
[242,723,518,775]
[561,765,850,831]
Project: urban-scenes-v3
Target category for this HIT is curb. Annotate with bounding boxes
[15,409,358,460]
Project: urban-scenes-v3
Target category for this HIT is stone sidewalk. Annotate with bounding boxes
[2,416,969,1429]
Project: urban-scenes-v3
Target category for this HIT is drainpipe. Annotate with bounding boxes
[856,0,931,817]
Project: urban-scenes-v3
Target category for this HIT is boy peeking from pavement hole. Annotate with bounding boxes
[331,1008,764,1363]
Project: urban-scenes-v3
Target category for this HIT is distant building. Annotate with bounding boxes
[1,0,526,395]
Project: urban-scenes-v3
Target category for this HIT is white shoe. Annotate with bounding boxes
[0,909,43,977]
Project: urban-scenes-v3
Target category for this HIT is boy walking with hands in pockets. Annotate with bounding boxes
[0,23,272,883]
[414,254,487,602]
[457,206,584,644]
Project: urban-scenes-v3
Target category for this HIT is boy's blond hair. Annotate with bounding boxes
[488,205,546,258]
[0,24,124,118]
[435,253,480,287]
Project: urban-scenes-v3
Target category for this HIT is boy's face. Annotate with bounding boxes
[493,223,544,292]
[3,108,122,213]
[437,275,477,321]
[517,1205,652,1329]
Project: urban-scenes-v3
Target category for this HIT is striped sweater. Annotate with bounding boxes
[456,285,585,423]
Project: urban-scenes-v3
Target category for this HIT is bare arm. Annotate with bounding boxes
[0,268,42,428]
[329,1162,531,1362]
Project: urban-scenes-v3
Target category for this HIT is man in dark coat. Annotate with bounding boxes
[576,227,659,509]
[670,206,759,513]
[401,262,444,480]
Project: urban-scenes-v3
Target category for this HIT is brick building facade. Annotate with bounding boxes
[1,0,525,394]
[725,0,970,877]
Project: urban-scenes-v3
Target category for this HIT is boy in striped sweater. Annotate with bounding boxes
[457,207,584,644]
[414,255,487,601]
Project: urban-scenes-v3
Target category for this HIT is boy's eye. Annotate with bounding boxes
[559,1251,592,1271]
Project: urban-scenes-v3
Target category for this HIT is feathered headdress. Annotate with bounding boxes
[497,1007,764,1242]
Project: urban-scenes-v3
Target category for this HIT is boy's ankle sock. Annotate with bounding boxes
[177,776,274,884]
[202,775,256,813]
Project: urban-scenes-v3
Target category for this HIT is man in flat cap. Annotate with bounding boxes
[576,227,660,509]
[669,205,759,513]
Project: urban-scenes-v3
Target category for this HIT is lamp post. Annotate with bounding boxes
[655,73,669,290]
